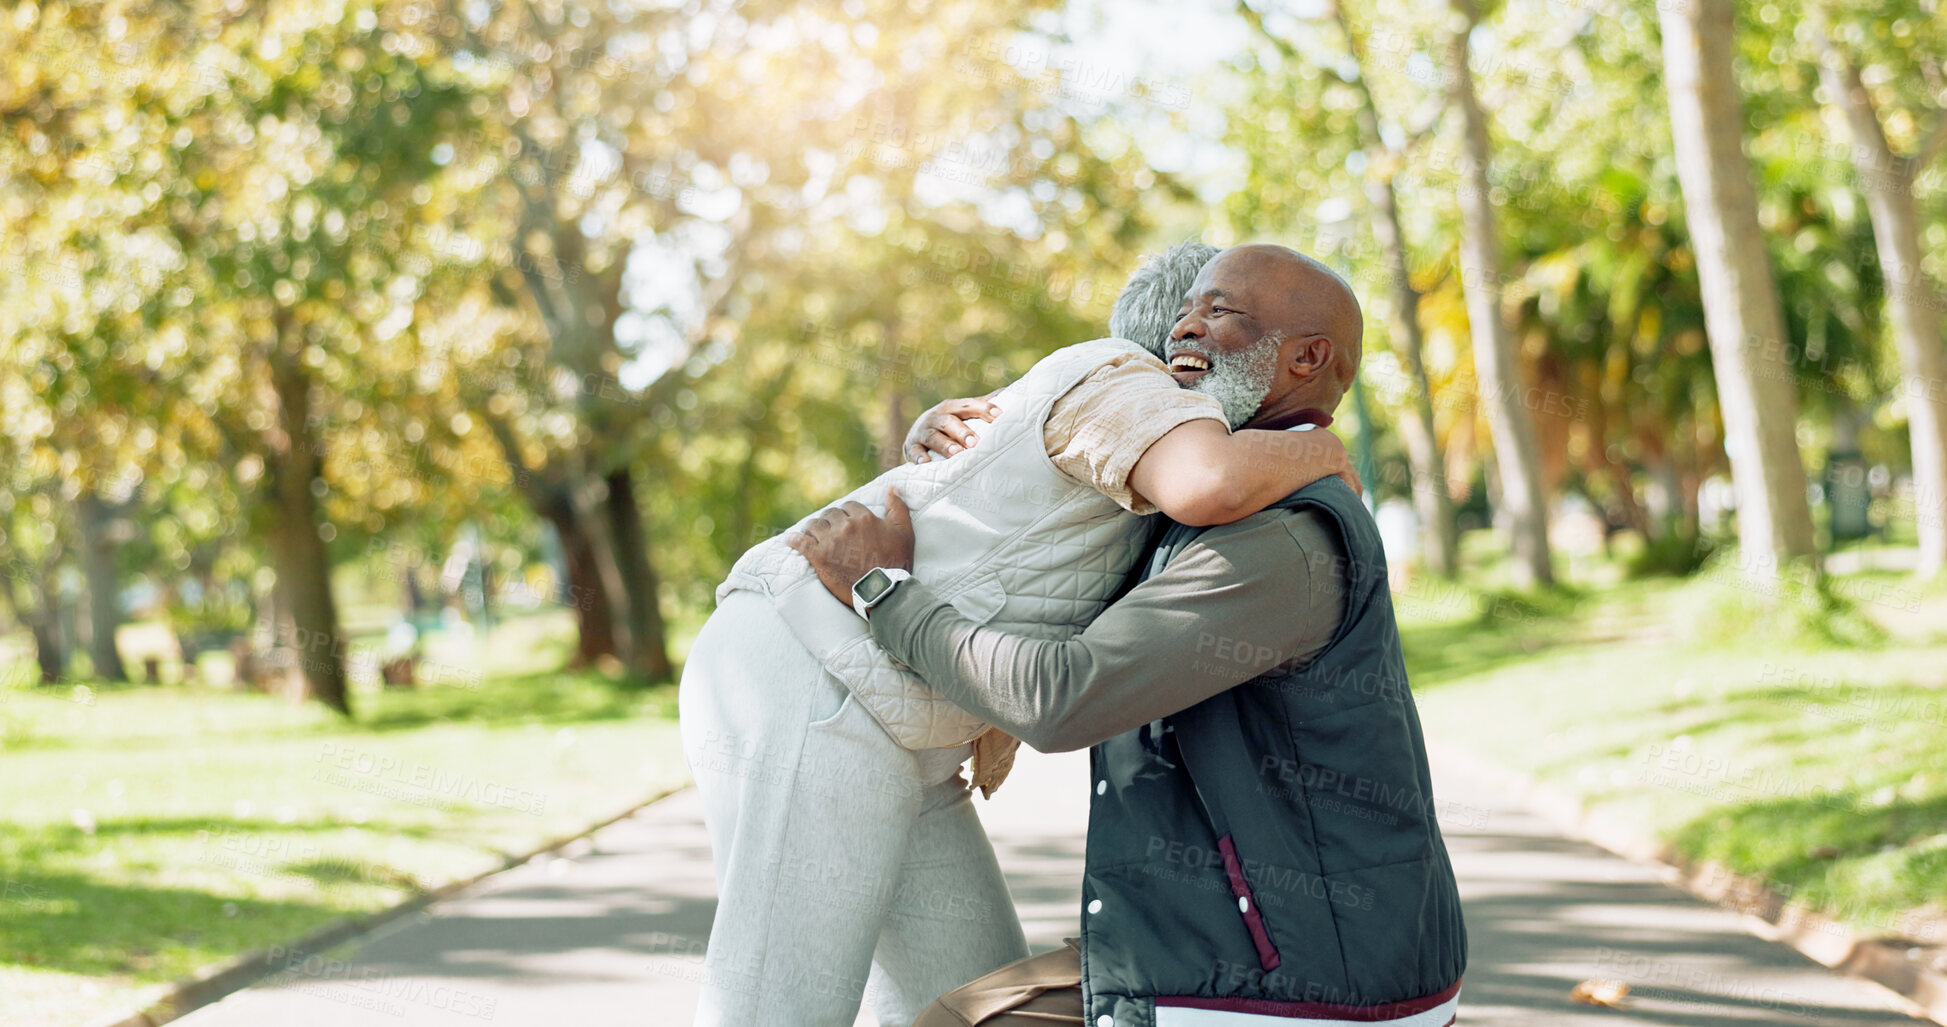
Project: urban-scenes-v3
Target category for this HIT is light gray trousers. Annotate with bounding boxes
[678,590,1029,1027]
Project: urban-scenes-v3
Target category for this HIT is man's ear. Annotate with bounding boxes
[1287,334,1333,381]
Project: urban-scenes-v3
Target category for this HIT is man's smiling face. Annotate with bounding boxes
[1165,250,1288,428]
[1165,253,1274,387]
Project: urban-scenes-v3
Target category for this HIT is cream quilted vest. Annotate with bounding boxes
[716,338,1158,750]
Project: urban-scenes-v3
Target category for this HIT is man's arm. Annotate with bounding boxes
[786,490,1345,753]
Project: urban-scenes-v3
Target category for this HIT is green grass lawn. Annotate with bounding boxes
[0,610,688,1027]
[1402,540,1947,942]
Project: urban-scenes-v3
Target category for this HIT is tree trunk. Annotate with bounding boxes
[402,552,427,617]
[1586,385,1649,537]
[1369,170,1460,577]
[264,343,352,716]
[76,489,129,683]
[29,615,64,685]
[1446,0,1554,587]
[1820,45,1947,577]
[0,574,60,685]
[172,571,212,681]
[567,473,642,671]
[477,409,627,670]
[539,489,620,669]
[602,467,673,681]
[1659,0,1818,578]
[1532,342,1577,499]
[1255,0,1460,576]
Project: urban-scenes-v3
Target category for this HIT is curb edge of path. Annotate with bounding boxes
[79,785,691,1027]
[1430,740,1947,1025]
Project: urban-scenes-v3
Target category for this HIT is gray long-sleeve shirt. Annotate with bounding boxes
[866,506,1347,753]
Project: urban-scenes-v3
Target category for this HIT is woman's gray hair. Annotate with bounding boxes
[1108,239,1220,357]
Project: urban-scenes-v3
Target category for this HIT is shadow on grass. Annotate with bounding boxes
[1400,617,1584,691]
[1665,789,1947,926]
[1642,681,1947,745]
[72,815,455,844]
[1396,579,1597,690]
[1622,672,1947,921]
[283,856,423,890]
[0,867,349,980]
[355,672,677,732]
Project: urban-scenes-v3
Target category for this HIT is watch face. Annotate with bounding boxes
[856,568,893,604]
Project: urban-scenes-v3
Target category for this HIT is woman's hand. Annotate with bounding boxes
[905,394,1002,463]
[1297,428,1361,497]
[969,727,1020,798]
[1239,426,1361,497]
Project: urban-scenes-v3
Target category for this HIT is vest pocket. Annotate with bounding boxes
[1173,720,1287,974]
[1216,833,1282,972]
[944,572,1007,625]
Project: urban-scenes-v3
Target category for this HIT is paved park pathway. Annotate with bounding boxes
[173,748,1924,1027]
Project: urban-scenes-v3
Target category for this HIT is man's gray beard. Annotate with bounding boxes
[1187,332,1283,429]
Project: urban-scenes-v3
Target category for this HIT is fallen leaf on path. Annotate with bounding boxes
[1569,979,1631,1008]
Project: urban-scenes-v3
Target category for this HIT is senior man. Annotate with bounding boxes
[789,244,1467,1027]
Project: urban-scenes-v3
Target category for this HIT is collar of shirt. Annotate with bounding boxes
[1253,407,1334,432]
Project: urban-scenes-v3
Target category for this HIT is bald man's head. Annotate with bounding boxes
[1165,244,1364,428]
[1228,243,1363,390]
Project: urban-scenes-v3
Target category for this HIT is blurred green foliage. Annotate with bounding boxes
[3,0,1942,698]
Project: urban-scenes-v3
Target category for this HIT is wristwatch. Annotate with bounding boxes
[851,567,913,619]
